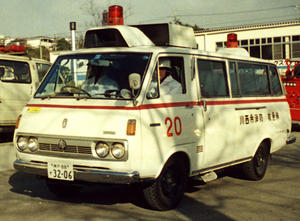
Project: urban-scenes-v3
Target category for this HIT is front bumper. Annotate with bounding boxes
[14,159,140,184]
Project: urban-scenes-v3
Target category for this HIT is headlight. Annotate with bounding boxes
[17,136,28,152]
[28,137,39,152]
[95,142,110,158]
[111,143,125,159]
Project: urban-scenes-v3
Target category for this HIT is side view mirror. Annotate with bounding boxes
[129,73,141,90]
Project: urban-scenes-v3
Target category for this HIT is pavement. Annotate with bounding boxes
[0,142,15,171]
[0,132,299,220]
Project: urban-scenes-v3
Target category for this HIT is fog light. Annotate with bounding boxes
[95,142,110,158]
[17,136,28,152]
[28,137,39,152]
[111,143,125,159]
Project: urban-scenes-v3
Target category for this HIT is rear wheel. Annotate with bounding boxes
[242,142,270,180]
[142,157,188,211]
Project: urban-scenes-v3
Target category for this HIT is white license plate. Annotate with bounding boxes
[47,161,74,181]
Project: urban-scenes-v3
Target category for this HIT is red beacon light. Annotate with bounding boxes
[108,5,124,26]
[226,33,238,48]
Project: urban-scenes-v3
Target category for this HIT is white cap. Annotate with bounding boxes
[159,58,171,69]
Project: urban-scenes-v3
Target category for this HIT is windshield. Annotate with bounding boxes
[35,52,151,99]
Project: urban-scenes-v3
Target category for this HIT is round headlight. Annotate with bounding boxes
[111,143,125,159]
[95,142,110,158]
[28,137,39,152]
[17,136,28,152]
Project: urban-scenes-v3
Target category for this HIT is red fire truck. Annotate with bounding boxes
[281,59,300,124]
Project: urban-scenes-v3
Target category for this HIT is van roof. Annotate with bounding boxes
[58,45,274,66]
[0,54,50,63]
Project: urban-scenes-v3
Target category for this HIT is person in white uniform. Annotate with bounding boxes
[81,61,119,96]
[158,58,182,95]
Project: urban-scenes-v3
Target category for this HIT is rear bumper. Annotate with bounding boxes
[14,159,140,184]
[286,135,296,145]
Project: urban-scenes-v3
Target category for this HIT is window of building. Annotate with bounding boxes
[292,35,300,58]
[250,46,260,58]
[274,37,281,43]
[262,45,272,59]
[267,38,272,43]
[273,44,285,59]
[292,35,300,41]
[241,40,248,46]
[216,42,223,48]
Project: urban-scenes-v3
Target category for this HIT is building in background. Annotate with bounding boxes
[195,21,300,74]
[25,37,55,50]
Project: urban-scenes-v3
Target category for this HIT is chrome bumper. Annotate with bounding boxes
[286,135,296,145]
[14,160,140,184]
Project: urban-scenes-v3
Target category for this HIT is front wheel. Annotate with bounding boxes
[142,157,188,211]
[242,142,270,180]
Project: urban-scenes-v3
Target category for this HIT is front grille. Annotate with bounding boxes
[39,143,92,155]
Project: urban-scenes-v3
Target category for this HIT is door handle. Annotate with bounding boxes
[203,100,207,112]
[150,123,161,127]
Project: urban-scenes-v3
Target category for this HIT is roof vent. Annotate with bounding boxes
[84,26,154,48]
[132,23,197,48]
[84,23,197,49]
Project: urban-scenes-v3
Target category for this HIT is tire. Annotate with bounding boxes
[242,142,270,181]
[45,179,81,198]
[142,157,188,211]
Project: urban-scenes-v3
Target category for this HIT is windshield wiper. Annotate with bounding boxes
[60,85,92,97]
[39,94,56,100]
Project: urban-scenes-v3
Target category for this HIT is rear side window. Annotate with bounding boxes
[197,59,229,98]
[238,62,270,96]
[269,66,283,95]
[0,59,31,83]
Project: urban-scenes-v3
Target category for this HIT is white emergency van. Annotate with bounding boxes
[13,23,295,210]
[0,54,50,134]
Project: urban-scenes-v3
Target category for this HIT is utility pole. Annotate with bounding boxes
[70,22,76,51]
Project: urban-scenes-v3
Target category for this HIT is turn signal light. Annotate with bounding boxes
[15,115,22,129]
[126,119,136,136]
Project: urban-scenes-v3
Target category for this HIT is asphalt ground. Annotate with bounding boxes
[0,130,299,221]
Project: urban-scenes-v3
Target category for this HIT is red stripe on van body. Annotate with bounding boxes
[205,98,287,106]
[26,98,287,110]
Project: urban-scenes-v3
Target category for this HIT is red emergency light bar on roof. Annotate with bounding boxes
[108,5,124,26]
[226,33,238,48]
[0,45,25,53]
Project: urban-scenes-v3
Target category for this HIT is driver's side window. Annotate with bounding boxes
[147,65,159,99]
[147,56,185,99]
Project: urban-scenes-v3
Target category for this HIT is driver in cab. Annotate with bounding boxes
[81,60,119,96]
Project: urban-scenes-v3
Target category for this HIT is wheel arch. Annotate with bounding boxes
[253,138,271,157]
[155,151,191,179]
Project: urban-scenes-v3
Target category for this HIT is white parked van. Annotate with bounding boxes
[13,24,295,210]
[0,54,50,134]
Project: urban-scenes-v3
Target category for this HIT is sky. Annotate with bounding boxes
[0,0,300,38]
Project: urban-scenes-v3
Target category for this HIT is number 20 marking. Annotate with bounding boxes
[165,116,182,137]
